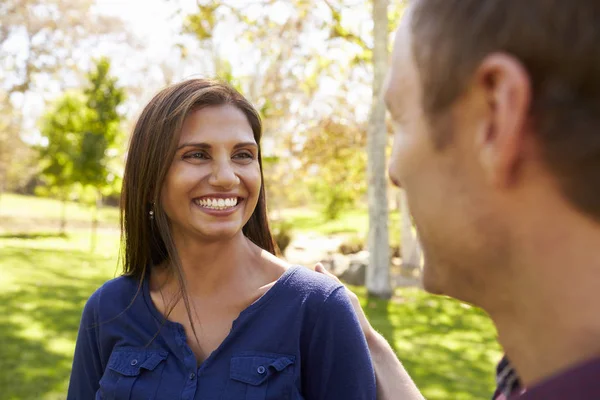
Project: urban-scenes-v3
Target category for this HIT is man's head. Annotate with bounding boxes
[386,0,600,305]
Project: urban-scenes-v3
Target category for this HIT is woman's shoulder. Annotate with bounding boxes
[83,274,142,318]
[260,246,343,295]
[279,265,345,304]
[259,250,341,296]
[278,267,361,337]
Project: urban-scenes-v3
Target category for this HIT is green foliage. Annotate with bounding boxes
[0,94,38,193]
[338,233,366,255]
[311,179,356,220]
[38,92,91,199]
[183,3,220,40]
[303,118,367,220]
[270,219,293,254]
[388,1,405,36]
[77,57,126,196]
[37,58,125,203]
[215,58,243,93]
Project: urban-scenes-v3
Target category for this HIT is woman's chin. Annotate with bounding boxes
[191,223,245,242]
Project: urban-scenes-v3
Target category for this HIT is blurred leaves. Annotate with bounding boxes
[182,3,220,40]
[0,0,125,95]
[37,58,125,202]
[303,118,367,220]
[38,92,88,192]
[0,0,127,195]
[77,57,126,194]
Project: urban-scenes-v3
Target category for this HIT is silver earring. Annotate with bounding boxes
[149,209,154,221]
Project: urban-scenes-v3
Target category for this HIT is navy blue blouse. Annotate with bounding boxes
[67,265,376,399]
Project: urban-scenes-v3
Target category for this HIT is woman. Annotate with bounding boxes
[67,79,376,400]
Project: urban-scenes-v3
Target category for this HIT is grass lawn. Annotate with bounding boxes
[352,286,502,399]
[0,193,120,233]
[279,207,402,245]
[0,232,121,400]
[0,194,502,399]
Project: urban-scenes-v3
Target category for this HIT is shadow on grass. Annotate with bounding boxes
[364,295,400,355]
[0,245,112,400]
[364,289,501,400]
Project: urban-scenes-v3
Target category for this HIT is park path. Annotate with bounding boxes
[284,232,421,288]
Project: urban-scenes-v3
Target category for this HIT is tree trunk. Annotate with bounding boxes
[400,190,422,272]
[366,0,392,299]
[0,170,4,214]
[60,194,67,235]
[90,191,101,253]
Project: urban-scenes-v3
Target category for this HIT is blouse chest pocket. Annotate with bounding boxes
[226,352,302,400]
[98,348,168,400]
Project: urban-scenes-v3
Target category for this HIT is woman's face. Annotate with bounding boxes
[160,104,261,243]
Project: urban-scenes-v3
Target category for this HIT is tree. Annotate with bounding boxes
[400,190,423,273]
[0,93,24,196]
[366,0,392,299]
[36,58,125,244]
[303,118,367,220]
[324,0,403,297]
[76,57,126,252]
[0,0,122,94]
[38,93,90,234]
[0,0,125,194]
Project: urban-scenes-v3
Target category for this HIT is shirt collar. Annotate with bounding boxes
[494,356,523,399]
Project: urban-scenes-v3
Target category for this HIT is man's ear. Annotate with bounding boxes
[474,53,532,188]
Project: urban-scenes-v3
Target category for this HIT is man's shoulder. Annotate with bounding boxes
[510,357,600,399]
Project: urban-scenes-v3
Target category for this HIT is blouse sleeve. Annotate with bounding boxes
[303,286,377,400]
[67,289,104,399]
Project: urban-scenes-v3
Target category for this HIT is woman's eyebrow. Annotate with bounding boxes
[176,142,211,151]
[233,142,258,149]
[176,142,258,151]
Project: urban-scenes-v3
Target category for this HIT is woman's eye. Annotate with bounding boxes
[233,152,254,160]
[183,151,209,160]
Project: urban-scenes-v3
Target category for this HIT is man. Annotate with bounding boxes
[318,0,600,398]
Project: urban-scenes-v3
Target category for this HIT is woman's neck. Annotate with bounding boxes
[160,233,262,297]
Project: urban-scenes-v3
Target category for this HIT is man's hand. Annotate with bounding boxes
[313,262,424,400]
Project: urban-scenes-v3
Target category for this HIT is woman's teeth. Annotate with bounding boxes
[195,197,238,210]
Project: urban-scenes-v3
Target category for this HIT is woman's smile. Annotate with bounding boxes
[192,195,244,216]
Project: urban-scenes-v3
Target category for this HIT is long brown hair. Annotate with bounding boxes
[120,79,277,331]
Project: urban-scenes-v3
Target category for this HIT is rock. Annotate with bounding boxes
[339,251,370,286]
[284,233,343,267]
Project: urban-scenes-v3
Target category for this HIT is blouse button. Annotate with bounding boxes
[130,359,138,366]
[189,372,196,380]
[257,365,266,375]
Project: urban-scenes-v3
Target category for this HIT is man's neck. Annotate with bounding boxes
[488,210,600,387]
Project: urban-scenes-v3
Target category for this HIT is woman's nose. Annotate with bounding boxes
[208,160,239,189]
